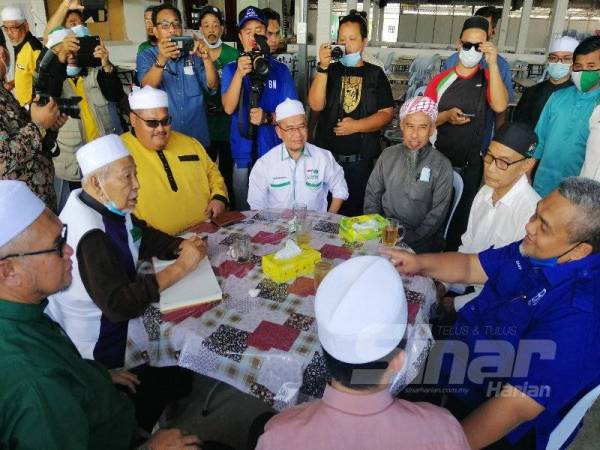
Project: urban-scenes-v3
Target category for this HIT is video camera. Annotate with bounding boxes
[330,43,346,62]
[33,50,81,119]
[240,34,270,79]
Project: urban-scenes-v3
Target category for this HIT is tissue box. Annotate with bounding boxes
[262,247,322,283]
[339,214,387,242]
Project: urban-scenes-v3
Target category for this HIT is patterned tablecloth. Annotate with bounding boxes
[125,209,436,410]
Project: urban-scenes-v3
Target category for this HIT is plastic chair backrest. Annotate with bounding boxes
[546,384,600,450]
[444,171,464,239]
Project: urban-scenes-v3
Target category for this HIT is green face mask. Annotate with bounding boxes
[571,69,600,92]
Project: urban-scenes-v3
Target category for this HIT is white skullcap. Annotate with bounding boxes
[77,134,130,177]
[549,36,580,54]
[275,98,305,122]
[128,85,169,111]
[1,5,25,22]
[46,27,74,49]
[315,256,408,364]
[0,181,46,248]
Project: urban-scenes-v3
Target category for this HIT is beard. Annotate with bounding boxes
[400,146,419,180]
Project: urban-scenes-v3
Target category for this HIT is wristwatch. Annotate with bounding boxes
[154,59,166,69]
[316,65,329,74]
[264,112,273,125]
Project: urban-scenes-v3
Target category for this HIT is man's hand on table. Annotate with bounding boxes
[145,428,202,450]
[109,369,140,393]
[175,237,206,274]
[379,247,422,275]
[205,199,226,219]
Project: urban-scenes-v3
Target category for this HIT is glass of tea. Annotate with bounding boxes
[314,260,333,291]
[382,218,404,247]
[295,219,312,246]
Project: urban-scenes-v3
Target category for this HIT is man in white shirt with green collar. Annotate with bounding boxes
[248,98,348,212]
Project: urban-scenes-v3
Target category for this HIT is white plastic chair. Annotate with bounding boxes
[546,384,600,450]
[444,171,464,240]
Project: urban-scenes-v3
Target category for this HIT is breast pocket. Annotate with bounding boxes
[269,177,292,201]
[183,65,202,97]
[409,180,433,207]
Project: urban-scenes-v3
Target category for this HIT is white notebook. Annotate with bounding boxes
[154,257,222,313]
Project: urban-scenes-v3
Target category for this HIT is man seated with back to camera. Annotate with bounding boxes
[309,10,394,217]
[221,6,298,211]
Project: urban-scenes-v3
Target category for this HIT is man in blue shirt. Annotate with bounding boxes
[533,36,600,198]
[221,6,298,210]
[382,176,600,449]
[444,6,514,150]
[137,4,218,149]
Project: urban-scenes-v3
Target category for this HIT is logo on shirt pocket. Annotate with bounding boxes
[305,180,322,190]
[270,177,290,189]
[178,154,200,162]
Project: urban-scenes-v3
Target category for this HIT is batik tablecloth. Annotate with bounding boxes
[125,209,436,410]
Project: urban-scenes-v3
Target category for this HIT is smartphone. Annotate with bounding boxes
[170,36,195,54]
[459,112,476,118]
[76,35,101,67]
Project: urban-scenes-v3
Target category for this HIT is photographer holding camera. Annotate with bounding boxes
[308,10,394,217]
[38,26,124,210]
[0,30,66,211]
[221,6,298,210]
[137,3,218,149]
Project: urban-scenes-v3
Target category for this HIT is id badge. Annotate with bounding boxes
[184,60,194,76]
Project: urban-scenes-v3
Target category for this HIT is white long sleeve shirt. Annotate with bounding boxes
[580,105,600,180]
[248,142,349,212]
[453,175,540,310]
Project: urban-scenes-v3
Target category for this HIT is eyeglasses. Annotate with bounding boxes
[0,224,68,260]
[132,111,172,128]
[483,153,527,170]
[157,20,182,31]
[278,123,307,133]
[461,41,482,52]
[548,55,573,64]
[1,23,24,33]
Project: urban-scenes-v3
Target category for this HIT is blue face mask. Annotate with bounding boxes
[528,242,582,268]
[547,62,571,81]
[105,200,127,216]
[341,51,361,67]
[66,65,81,77]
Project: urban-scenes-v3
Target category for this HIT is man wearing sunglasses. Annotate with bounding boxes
[0,180,201,449]
[137,3,218,150]
[442,122,540,313]
[1,5,43,105]
[425,16,508,251]
[122,86,228,235]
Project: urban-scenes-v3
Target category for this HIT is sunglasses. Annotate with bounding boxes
[132,111,172,128]
[461,41,482,52]
[0,224,68,260]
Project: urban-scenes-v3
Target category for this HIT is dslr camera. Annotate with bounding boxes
[36,94,82,119]
[34,50,82,119]
[240,34,270,79]
[330,43,346,62]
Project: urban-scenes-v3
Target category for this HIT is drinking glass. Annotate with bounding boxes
[228,235,251,263]
[293,202,308,221]
[382,218,405,247]
[296,219,312,246]
[314,260,333,290]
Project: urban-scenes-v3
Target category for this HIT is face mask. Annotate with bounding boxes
[100,182,129,216]
[341,51,361,67]
[458,47,483,68]
[528,242,582,268]
[571,70,600,92]
[204,37,222,49]
[547,62,571,81]
[71,24,91,38]
[66,65,81,77]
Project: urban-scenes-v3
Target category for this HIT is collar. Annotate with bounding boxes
[572,84,600,99]
[79,190,126,223]
[280,144,311,161]
[484,174,529,207]
[454,64,482,80]
[321,384,394,416]
[12,31,32,55]
[401,143,432,160]
[0,298,48,322]
[542,251,600,286]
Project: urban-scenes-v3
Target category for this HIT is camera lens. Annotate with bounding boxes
[331,46,344,61]
[253,56,270,77]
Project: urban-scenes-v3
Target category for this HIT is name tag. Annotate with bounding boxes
[184,65,195,76]
[178,154,200,162]
[419,167,431,182]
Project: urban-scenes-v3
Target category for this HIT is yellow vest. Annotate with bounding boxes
[67,77,100,143]
[122,131,228,235]
[14,34,42,106]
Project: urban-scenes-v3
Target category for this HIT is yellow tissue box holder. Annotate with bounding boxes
[339,214,388,242]
[262,246,322,283]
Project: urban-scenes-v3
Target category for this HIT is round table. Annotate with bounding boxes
[125,209,436,410]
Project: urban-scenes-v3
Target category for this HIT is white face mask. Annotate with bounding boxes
[459,47,483,68]
[204,37,222,49]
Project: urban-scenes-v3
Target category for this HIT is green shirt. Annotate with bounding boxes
[206,43,239,143]
[137,40,154,55]
[0,298,137,450]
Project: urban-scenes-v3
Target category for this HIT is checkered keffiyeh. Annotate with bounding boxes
[399,96,438,124]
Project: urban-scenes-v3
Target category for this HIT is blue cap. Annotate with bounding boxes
[238,6,265,29]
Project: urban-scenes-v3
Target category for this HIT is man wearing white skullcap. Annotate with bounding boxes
[1,5,43,105]
[0,180,202,448]
[364,96,453,253]
[247,98,348,212]
[514,35,579,128]
[256,256,469,450]
[122,85,228,235]
[46,134,206,432]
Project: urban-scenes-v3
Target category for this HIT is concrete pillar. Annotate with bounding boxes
[377,3,385,43]
[371,3,381,42]
[396,4,403,43]
[294,0,308,101]
[316,0,332,45]
[547,0,569,51]
[515,0,533,54]
[347,0,358,14]
[497,0,512,51]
